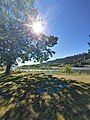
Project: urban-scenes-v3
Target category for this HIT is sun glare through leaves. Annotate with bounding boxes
[32,21,43,34]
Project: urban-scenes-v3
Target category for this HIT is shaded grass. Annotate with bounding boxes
[0,72,90,120]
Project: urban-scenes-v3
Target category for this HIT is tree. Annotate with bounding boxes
[88,35,90,54]
[0,0,58,75]
[88,42,90,53]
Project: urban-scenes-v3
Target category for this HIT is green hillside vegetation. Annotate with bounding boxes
[44,52,90,67]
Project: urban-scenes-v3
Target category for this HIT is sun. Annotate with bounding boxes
[32,21,43,34]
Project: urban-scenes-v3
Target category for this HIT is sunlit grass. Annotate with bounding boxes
[0,72,90,120]
[53,74,90,83]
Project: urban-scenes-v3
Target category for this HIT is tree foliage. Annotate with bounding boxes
[0,0,58,74]
[88,42,90,54]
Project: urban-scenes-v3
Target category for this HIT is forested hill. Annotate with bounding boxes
[44,53,90,67]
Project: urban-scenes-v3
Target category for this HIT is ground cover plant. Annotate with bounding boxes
[0,72,90,120]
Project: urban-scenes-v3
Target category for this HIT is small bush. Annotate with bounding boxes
[60,64,73,74]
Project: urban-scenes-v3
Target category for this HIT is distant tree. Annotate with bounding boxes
[0,0,58,74]
[88,42,90,46]
[88,35,90,54]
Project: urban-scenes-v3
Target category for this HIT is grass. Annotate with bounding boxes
[0,72,90,120]
[53,74,90,83]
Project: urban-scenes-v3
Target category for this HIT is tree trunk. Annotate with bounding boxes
[5,64,11,75]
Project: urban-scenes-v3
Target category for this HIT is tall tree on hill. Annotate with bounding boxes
[88,35,90,54]
[0,0,58,75]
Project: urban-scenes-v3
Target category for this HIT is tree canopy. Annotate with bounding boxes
[0,0,58,74]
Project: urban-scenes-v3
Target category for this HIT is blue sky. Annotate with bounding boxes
[34,0,90,60]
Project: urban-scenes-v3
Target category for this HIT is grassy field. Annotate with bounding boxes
[0,72,90,120]
[53,74,90,83]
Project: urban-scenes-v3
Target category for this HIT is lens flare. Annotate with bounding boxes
[32,21,43,34]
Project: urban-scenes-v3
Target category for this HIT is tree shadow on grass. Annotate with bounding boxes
[0,73,90,120]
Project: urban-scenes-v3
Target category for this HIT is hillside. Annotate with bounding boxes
[44,52,90,67]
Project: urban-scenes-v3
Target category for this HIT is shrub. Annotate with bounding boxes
[60,64,73,74]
